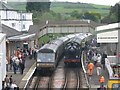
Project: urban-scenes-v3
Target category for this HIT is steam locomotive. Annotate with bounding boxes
[64,33,92,66]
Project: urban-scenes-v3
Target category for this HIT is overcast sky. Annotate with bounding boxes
[1,0,120,6]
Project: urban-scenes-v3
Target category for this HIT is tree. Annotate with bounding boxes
[70,10,82,19]
[83,12,99,22]
[101,3,120,23]
[26,0,51,12]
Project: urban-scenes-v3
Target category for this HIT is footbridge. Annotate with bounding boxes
[28,20,99,38]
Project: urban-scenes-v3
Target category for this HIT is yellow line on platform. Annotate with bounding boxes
[22,62,36,81]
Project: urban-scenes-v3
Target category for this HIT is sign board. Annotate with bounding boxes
[97,30,118,43]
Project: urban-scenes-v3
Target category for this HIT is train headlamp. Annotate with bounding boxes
[37,63,40,67]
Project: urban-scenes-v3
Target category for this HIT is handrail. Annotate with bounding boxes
[81,51,90,88]
[105,58,114,77]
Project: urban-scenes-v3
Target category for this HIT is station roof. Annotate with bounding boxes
[1,24,21,37]
[96,23,120,31]
[7,33,36,41]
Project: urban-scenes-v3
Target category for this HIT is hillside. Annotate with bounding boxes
[7,2,110,19]
[7,2,26,11]
[8,2,110,15]
[50,2,110,17]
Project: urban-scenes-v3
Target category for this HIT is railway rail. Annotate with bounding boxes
[63,67,81,89]
[29,58,82,89]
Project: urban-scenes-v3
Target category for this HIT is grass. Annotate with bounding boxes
[7,2,27,11]
[50,2,110,17]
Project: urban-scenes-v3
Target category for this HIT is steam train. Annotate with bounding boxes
[36,34,76,70]
[64,33,92,66]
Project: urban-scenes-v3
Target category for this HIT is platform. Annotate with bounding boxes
[7,58,36,89]
[89,66,109,90]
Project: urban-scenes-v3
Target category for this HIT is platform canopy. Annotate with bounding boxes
[7,33,36,41]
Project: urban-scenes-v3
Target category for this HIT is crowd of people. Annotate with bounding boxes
[4,47,37,89]
[2,75,18,90]
[6,48,37,74]
[86,48,108,89]
[87,50,107,75]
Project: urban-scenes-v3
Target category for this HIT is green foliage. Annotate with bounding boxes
[50,2,110,18]
[8,1,110,23]
[101,3,120,23]
[70,10,82,19]
[69,10,101,22]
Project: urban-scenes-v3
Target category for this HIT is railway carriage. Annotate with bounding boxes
[36,40,63,70]
[36,34,75,70]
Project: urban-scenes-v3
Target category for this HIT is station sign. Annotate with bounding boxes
[97,30,118,43]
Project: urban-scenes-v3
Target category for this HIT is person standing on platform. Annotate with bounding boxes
[9,75,13,86]
[93,52,97,66]
[29,48,33,59]
[19,57,25,75]
[101,52,107,70]
[96,54,102,76]
[33,49,37,60]
[99,75,105,89]
[96,61,102,76]
[12,55,17,74]
[88,50,93,62]
[88,62,94,76]
[4,75,9,88]
[9,55,13,70]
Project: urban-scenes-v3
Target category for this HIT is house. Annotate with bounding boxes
[0,1,33,32]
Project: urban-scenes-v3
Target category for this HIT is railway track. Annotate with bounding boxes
[63,67,81,89]
[29,59,82,89]
[36,71,53,89]
[28,70,53,89]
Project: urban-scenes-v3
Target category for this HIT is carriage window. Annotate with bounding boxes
[39,53,55,62]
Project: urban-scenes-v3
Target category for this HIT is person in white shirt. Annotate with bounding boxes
[93,53,97,66]
[10,81,18,90]
[97,54,101,63]
[12,55,18,74]
[96,54,102,75]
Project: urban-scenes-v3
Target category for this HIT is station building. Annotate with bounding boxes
[96,23,120,65]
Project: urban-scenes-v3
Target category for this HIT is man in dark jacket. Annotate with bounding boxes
[101,52,107,70]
